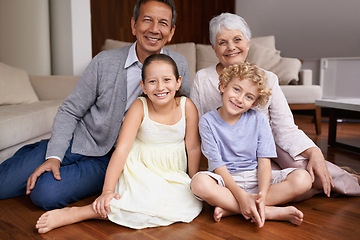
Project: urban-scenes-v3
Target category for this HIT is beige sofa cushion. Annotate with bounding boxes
[247,42,281,71]
[251,35,276,50]
[196,44,218,71]
[0,100,62,150]
[281,85,322,104]
[0,62,39,105]
[270,57,302,85]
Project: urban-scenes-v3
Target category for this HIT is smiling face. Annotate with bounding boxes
[131,1,175,63]
[140,60,181,106]
[214,28,250,68]
[218,77,259,123]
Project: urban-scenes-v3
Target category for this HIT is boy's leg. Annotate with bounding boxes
[0,140,48,199]
[36,204,101,234]
[266,169,312,206]
[30,151,111,210]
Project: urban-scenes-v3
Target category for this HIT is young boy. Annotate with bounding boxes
[191,62,312,228]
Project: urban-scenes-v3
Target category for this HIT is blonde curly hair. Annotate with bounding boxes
[219,61,271,109]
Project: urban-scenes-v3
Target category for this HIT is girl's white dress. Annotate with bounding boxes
[108,96,202,229]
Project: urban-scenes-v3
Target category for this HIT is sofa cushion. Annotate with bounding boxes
[247,43,281,71]
[195,44,218,72]
[0,100,62,150]
[101,39,132,51]
[251,35,276,50]
[0,62,39,105]
[164,42,196,81]
[280,85,322,104]
[270,57,302,85]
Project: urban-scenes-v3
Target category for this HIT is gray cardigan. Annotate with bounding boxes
[46,46,190,160]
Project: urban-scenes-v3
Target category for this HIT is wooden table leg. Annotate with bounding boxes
[328,108,337,146]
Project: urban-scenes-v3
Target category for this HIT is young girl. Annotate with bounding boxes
[35,54,203,233]
[191,62,313,228]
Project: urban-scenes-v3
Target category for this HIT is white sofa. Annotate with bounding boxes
[0,35,322,163]
[0,63,78,163]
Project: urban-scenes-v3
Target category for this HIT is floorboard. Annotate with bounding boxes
[1,114,359,240]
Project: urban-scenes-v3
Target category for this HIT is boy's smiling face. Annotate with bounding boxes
[218,77,259,123]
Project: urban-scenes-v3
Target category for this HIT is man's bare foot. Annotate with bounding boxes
[265,206,304,225]
[36,207,80,233]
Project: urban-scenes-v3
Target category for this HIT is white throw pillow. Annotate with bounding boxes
[246,43,281,71]
[0,62,39,105]
[270,57,302,85]
[251,35,276,50]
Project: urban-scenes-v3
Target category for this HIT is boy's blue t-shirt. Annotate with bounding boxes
[199,108,277,174]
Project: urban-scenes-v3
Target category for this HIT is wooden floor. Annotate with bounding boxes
[1,113,359,240]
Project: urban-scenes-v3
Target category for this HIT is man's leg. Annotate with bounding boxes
[0,140,48,199]
[29,150,111,210]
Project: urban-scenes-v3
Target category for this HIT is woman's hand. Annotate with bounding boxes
[92,191,121,218]
[303,147,334,197]
[26,158,61,195]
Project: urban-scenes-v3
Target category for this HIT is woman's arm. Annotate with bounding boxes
[184,98,201,178]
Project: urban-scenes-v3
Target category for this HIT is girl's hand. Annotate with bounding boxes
[237,192,261,226]
[92,191,121,218]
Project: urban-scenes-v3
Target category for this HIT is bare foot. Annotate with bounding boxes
[213,206,234,222]
[265,206,304,225]
[36,207,80,233]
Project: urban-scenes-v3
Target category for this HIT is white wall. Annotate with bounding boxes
[0,0,51,75]
[235,0,360,60]
[50,0,92,76]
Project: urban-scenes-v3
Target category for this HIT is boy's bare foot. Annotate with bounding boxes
[265,206,304,225]
[213,206,234,222]
[36,207,79,233]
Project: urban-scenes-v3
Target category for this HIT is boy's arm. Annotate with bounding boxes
[256,157,272,227]
[184,98,201,177]
[215,166,262,225]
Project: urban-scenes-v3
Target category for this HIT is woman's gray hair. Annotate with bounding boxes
[209,13,251,47]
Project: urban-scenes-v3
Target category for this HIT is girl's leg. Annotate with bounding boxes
[266,169,312,206]
[36,204,102,233]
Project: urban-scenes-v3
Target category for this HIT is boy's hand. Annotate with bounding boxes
[92,191,121,218]
[238,192,262,226]
[255,192,266,228]
[26,158,61,195]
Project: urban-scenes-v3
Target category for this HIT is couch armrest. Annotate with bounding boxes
[298,69,312,85]
[29,75,79,101]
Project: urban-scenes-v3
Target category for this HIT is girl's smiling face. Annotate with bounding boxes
[140,60,181,105]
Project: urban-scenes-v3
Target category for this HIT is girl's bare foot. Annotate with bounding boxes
[265,206,304,225]
[36,207,79,233]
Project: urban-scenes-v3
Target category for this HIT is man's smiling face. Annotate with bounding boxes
[131,1,175,63]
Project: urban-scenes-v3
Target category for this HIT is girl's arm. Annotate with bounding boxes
[93,99,144,217]
[256,157,272,227]
[184,98,201,178]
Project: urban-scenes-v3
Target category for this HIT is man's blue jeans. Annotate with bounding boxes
[0,140,111,210]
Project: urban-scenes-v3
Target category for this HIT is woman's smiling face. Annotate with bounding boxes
[214,28,250,67]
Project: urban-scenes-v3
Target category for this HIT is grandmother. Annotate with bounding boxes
[190,13,360,199]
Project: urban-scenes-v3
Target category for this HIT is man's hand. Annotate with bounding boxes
[26,158,61,195]
[303,147,334,197]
